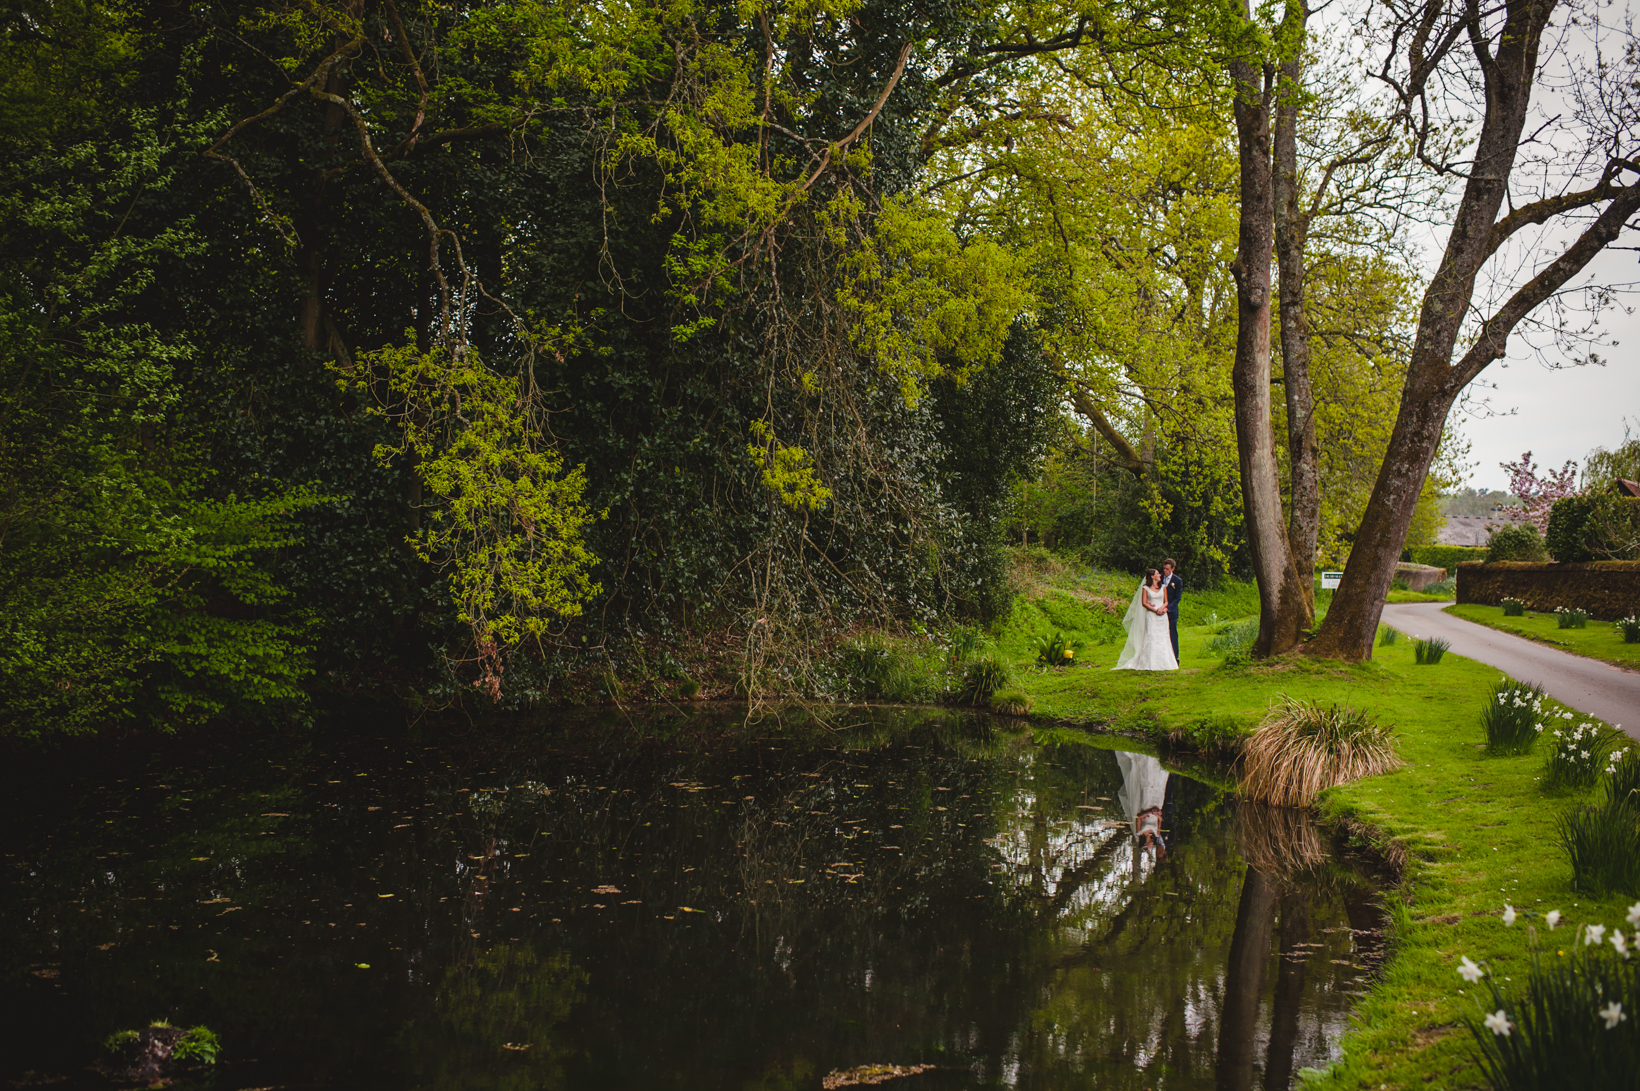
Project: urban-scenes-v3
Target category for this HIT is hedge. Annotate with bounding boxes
[1409,544,1488,569]
[1455,560,1640,620]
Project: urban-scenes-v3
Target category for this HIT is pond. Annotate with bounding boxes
[0,706,1384,1090]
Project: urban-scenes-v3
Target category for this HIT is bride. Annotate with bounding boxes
[1112,568,1179,671]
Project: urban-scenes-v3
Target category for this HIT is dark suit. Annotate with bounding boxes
[1164,572,1182,661]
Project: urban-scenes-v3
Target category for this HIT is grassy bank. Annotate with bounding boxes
[993,554,1634,1089]
[1447,603,1640,670]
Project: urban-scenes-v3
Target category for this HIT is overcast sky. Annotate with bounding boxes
[1456,247,1639,493]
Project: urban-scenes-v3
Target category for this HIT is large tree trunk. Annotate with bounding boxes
[1273,33,1318,630]
[1216,867,1276,1091]
[1306,0,1557,660]
[1229,28,1309,658]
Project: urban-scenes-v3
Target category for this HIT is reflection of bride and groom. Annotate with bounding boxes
[1113,560,1181,671]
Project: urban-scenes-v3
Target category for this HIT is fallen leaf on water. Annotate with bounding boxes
[501,1043,532,1052]
[355,963,370,969]
[378,894,395,898]
[218,906,241,916]
[592,885,621,894]
[206,950,219,962]
[202,898,231,904]
[678,906,703,913]
[822,1064,936,1089]
[260,812,291,817]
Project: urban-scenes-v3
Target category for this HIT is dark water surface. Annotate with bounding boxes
[1,707,1384,1090]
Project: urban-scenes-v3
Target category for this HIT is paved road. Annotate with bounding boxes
[1381,602,1640,741]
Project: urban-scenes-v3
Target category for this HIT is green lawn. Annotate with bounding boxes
[993,561,1634,1089]
[1446,602,1640,670]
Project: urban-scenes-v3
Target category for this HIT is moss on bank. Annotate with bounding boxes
[996,556,1632,1089]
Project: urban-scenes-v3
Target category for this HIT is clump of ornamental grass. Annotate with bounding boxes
[1482,679,1548,755]
[1560,750,1640,897]
[1502,597,1527,617]
[1414,636,1451,664]
[1239,697,1401,808]
[1543,717,1623,790]
[1555,606,1590,630]
[1378,624,1399,646]
[1616,616,1640,644]
[988,688,1030,717]
[1460,917,1640,1091]
[957,652,1011,706]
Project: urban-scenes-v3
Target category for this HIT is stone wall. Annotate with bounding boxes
[1455,561,1640,620]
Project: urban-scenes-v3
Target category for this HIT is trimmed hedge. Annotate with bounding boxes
[1408,544,1488,569]
[1455,560,1640,620]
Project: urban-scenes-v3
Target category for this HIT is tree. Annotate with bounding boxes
[1308,0,1640,660]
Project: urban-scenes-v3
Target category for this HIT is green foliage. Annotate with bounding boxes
[339,340,601,693]
[1546,496,1597,563]
[988,687,1030,715]
[1544,719,1621,790]
[1481,680,1546,756]
[1618,617,1640,644]
[1414,637,1450,665]
[1462,935,1640,1090]
[835,634,946,704]
[1423,578,1456,597]
[1031,631,1083,667]
[172,1026,220,1065]
[1378,625,1400,646]
[957,652,1011,706]
[1555,607,1589,630]
[1208,618,1258,666]
[1487,524,1549,563]
[1502,598,1527,617]
[1408,544,1488,569]
[103,1029,139,1054]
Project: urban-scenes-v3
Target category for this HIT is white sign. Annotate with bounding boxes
[1320,571,1344,590]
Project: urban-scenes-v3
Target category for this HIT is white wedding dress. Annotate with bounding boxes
[1112,582,1179,671]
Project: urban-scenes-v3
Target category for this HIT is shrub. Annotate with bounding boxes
[1555,607,1589,629]
[1545,495,1598,563]
[1559,747,1640,898]
[988,688,1030,716]
[1482,680,1547,755]
[1209,618,1258,665]
[1239,697,1401,807]
[1409,544,1489,569]
[1543,718,1621,789]
[1502,597,1526,617]
[1378,624,1399,646]
[1032,631,1082,666]
[1182,713,1251,751]
[1414,636,1450,664]
[957,652,1011,706]
[1390,577,1411,591]
[1615,616,1640,644]
[1462,934,1640,1090]
[172,1026,220,1065]
[1487,523,1548,563]
[1424,578,1456,597]
[837,636,938,703]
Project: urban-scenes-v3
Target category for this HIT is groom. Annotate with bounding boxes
[1162,559,1182,663]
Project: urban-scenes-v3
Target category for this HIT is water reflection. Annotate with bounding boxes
[0,708,1382,1089]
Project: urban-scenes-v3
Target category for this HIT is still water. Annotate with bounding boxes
[1,707,1382,1090]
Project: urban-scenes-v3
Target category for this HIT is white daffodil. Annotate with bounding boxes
[1458,956,1485,983]
[1599,1001,1626,1030]
[1611,930,1629,956]
[1484,1010,1512,1037]
[1502,905,1517,926]
[1627,902,1640,927]
[1546,910,1562,930]
[1586,924,1607,946]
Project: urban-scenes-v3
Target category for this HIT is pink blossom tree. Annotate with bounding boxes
[1500,451,1580,532]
